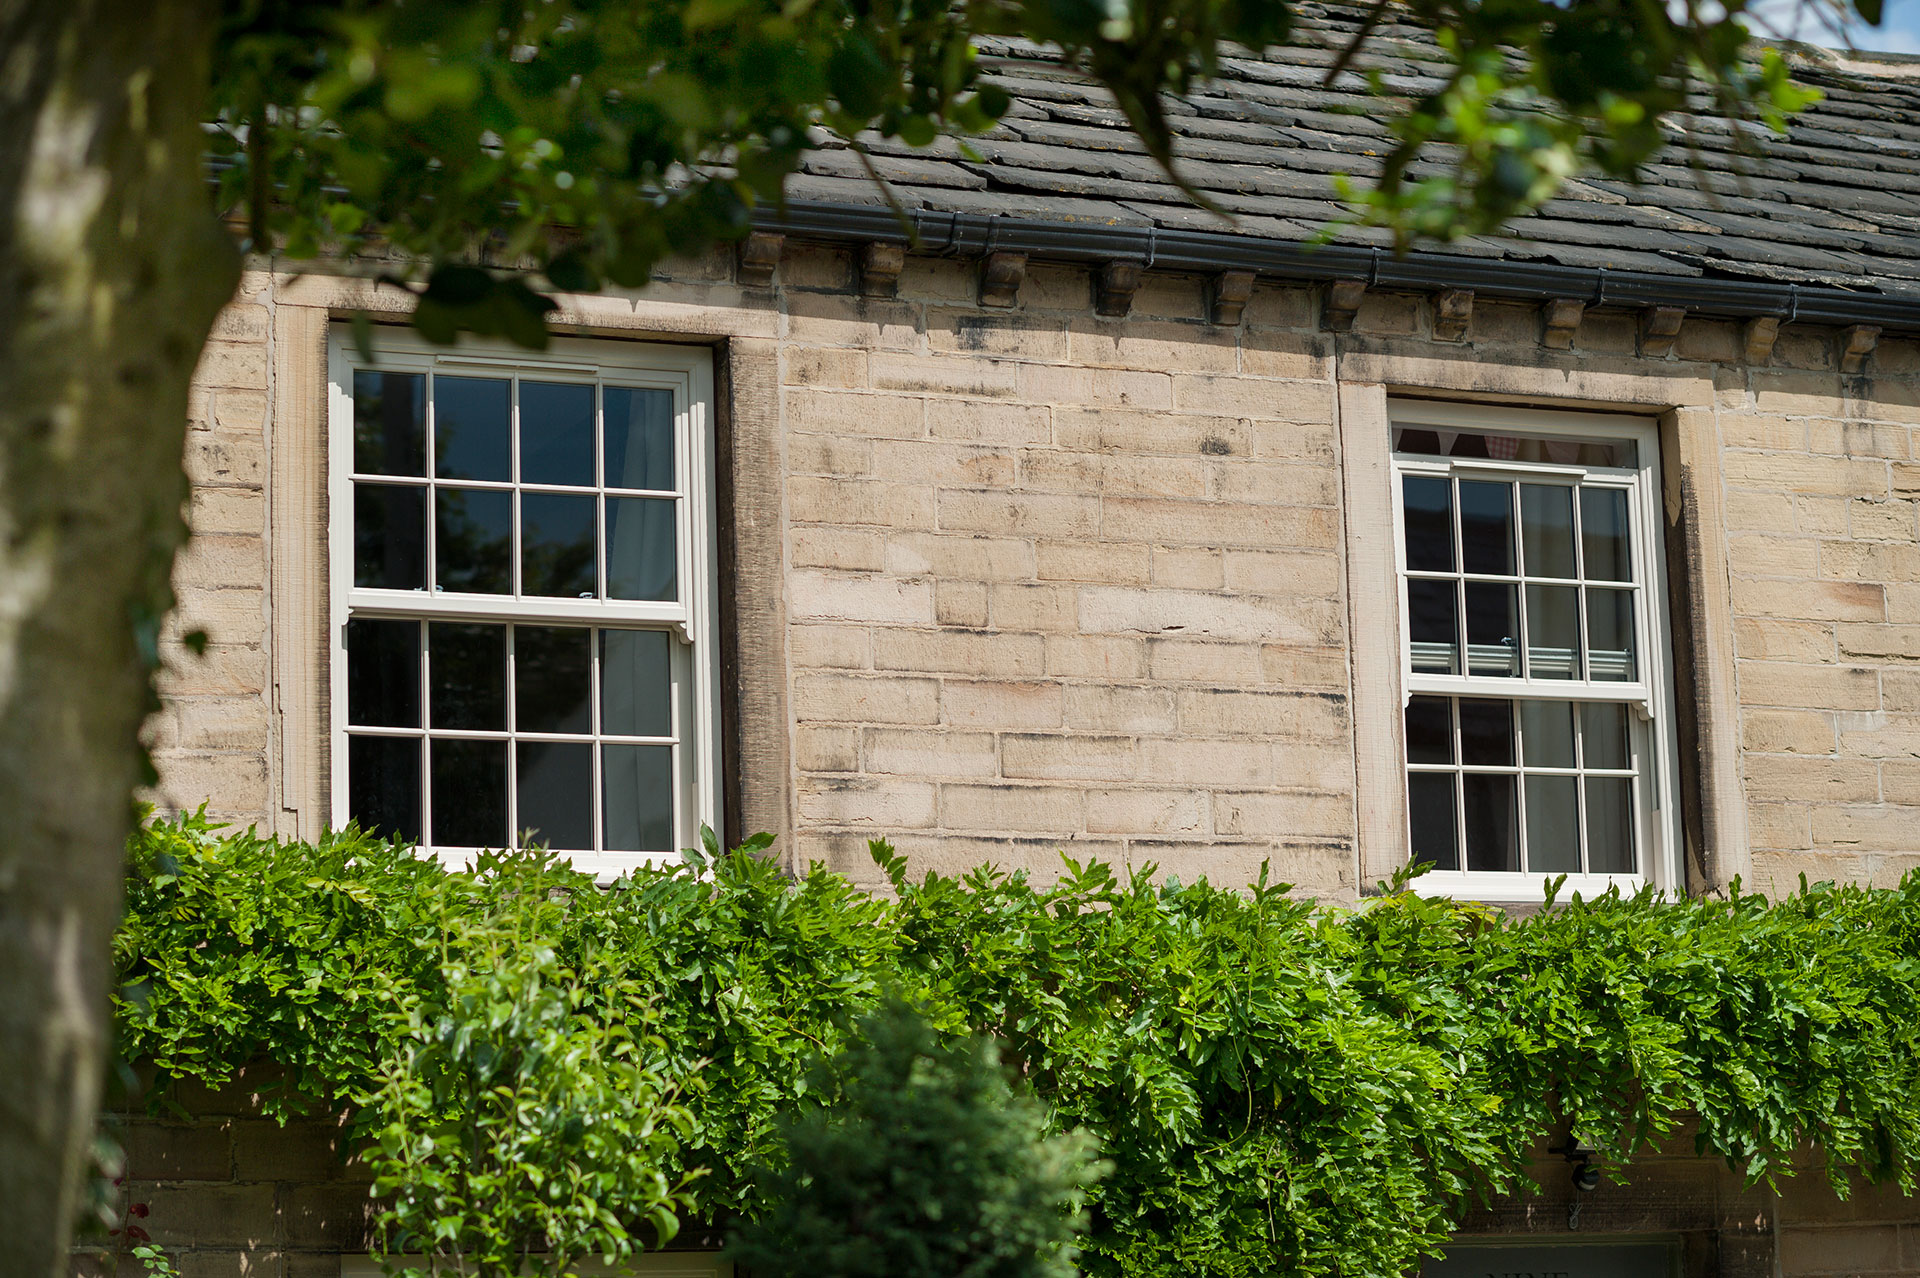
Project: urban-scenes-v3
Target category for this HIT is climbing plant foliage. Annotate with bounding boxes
[117,813,1920,1278]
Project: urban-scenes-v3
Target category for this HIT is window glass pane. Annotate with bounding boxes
[1408,773,1458,871]
[1585,776,1636,873]
[1458,481,1514,576]
[347,619,420,728]
[517,741,593,851]
[1407,579,1459,674]
[522,493,598,599]
[1458,699,1513,766]
[607,497,678,601]
[1405,695,1453,765]
[1585,588,1636,681]
[604,387,676,491]
[436,487,512,594]
[354,484,426,590]
[1401,476,1454,573]
[348,735,420,843]
[1464,582,1518,677]
[602,630,673,738]
[354,371,425,476]
[432,739,508,847]
[1393,427,1635,468]
[1519,484,1575,578]
[604,743,675,852]
[1524,584,1580,679]
[1519,700,1575,769]
[1462,774,1518,872]
[517,626,592,734]
[429,622,505,731]
[434,376,511,482]
[1524,775,1581,873]
[520,382,595,487]
[1582,703,1630,769]
[1580,487,1633,582]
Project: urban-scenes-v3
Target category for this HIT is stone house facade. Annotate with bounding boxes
[99,12,1920,1277]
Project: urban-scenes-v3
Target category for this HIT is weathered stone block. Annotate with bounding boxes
[864,729,999,778]
[793,673,940,724]
[942,680,1064,730]
[789,570,933,624]
[798,778,938,828]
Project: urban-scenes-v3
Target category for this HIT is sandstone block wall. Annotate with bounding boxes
[777,253,1354,894]
[151,244,1920,898]
[149,276,276,832]
[76,1078,369,1278]
[1712,348,1920,892]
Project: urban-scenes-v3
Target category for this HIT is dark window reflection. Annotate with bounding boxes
[523,493,597,598]
[1519,484,1576,579]
[1405,696,1453,765]
[1464,582,1518,677]
[1580,487,1633,581]
[348,735,420,843]
[434,376,511,482]
[1582,703,1630,769]
[347,619,420,728]
[520,382,595,487]
[354,371,425,476]
[1407,579,1459,674]
[354,484,426,590]
[607,497,678,601]
[602,630,673,738]
[1392,428,1636,468]
[517,626,592,734]
[1523,584,1580,680]
[604,743,674,852]
[1463,773,1518,872]
[436,487,512,594]
[1458,699,1513,766]
[1408,773,1458,871]
[1586,776,1636,873]
[517,741,593,851]
[1402,476,1454,573]
[1519,700,1576,769]
[1585,588,1636,682]
[432,739,507,847]
[1525,775,1581,873]
[1459,480,1514,575]
[604,387,676,491]
[430,623,505,731]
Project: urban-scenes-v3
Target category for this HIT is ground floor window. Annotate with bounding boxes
[1391,400,1681,898]
[327,328,720,874]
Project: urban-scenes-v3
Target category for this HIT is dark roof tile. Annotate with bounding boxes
[795,6,1920,297]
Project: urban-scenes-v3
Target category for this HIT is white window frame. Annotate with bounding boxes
[1388,399,1682,900]
[326,326,722,877]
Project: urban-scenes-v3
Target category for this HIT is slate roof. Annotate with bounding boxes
[782,3,1920,301]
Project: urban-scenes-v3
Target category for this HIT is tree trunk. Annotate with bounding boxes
[0,3,237,1272]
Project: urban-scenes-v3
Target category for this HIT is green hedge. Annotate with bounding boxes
[117,813,1920,1278]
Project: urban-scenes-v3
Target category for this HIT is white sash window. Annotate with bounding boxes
[1390,401,1681,898]
[326,329,720,875]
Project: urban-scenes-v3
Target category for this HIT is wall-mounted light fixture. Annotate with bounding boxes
[1550,1134,1601,1228]
[1550,1134,1601,1190]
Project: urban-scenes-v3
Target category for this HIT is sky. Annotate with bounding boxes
[1751,0,1920,54]
[1854,0,1920,52]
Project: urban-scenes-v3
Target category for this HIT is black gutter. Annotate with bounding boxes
[755,199,1920,333]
